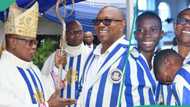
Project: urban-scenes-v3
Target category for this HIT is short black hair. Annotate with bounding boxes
[176,8,190,23]
[66,20,82,32]
[97,6,126,20]
[153,49,180,78]
[136,11,162,30]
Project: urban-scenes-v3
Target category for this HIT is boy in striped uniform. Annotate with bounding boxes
[153,49,182,105]
[41,20,91,107]
[127,11,164,105]
[0,2,75,107]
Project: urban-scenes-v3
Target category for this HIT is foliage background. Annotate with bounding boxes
[33,35,60,69]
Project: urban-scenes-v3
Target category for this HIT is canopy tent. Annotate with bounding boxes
[44,0,128,33]
[0,0,85,21]
[0,0,134,37]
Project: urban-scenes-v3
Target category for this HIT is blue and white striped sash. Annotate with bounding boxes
[17,66,45,104]
[61,54,82,100]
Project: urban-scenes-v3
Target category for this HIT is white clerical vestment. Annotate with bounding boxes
[41,42,91,104]
[0,50,48,107]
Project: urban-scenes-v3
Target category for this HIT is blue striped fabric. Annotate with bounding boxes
[77,36,129,107]
[155,83,176,105]
[125,48,156,106]
[173,62,190,105]
[61,49,91,107]
[77,37,158,107]
[61,55,82,99]
[17,66,45,104]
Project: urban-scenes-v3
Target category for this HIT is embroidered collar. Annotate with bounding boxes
[64,42,86,56]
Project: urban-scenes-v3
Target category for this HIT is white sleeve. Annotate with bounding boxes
[41,52,56,75]
[0,73,39,107]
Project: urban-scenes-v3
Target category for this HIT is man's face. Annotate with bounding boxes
[84,32,94,45]
[135,17,163,53]
[175,11,190,47]
[94,7,125,45]
[66,22,84,46]
[10,36,37,62]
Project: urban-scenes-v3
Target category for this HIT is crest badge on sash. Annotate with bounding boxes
[109,68,123,84]
[66,69,78,84]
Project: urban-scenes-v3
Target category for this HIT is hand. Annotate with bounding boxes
[55,49,67,68]
[48,89,76,107]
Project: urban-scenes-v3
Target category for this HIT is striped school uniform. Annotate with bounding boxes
[172,61,190,105]
[155,83,176,105]
[125,48,156,106]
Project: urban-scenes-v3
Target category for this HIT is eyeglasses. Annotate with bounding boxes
[15,37,38,46]
[92,19,123,26]
[176,17,190,25]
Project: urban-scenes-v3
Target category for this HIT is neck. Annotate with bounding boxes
[101,43,111,54]
[178,45,190,60]
[141,51,153,69]
[100,35,122,54]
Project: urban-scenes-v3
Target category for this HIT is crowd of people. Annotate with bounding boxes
[1,1,190,107]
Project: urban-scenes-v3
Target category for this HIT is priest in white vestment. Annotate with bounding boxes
[0,2,75,107]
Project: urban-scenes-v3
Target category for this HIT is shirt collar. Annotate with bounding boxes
[93,35,127,56]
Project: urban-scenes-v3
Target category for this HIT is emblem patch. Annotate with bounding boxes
[66,69,78,84]
[110,68,123,84]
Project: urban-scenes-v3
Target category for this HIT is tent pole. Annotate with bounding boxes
[126,0,134,39]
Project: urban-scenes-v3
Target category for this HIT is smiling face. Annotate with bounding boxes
[135,16,163,53]
[94,6,126,46]
[175,9,190,47]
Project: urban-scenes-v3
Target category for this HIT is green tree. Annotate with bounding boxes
[33,38,58,69]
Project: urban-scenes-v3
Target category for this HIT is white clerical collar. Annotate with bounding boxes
[64,42,85,56]
[1,50,33,68]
